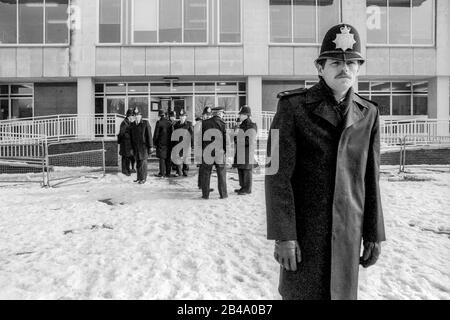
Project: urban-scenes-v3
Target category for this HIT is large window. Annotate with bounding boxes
[131,0,207,44]
[0,0,69,45]
[270,0,340,44]
[0,84,34,120]
[99,0,121,43]
[366,0,434,45]
[358,81,428,116]
[219,0,241,43]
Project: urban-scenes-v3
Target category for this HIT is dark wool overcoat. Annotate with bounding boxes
[265,80,386,300]
[201,115,227,166]
[153,118,173,160]
[173,120,194,159]
[130,120,153,161]
[118,118,134,157]
[234,118,258,170]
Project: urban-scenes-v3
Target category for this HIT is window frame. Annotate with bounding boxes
[129,0,209,45]
[217,0,243,45]
[97,0,124,45]
[359,80,429,117]
[366,0,436,47]
[0,83,34,120]
[268,0,342,46]
[0,0,70,47]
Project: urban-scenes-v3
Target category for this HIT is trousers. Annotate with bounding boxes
[200,164,227,199]
[238,169,252,193]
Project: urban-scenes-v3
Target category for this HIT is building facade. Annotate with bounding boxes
[0,0,449,132]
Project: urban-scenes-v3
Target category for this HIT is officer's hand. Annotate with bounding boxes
[360,241,381,268]
[274,240,301,271]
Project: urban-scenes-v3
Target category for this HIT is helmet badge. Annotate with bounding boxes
[332,25,356,52]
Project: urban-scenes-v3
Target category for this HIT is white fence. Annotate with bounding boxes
[0,114,124,142]
[380,119,450,146]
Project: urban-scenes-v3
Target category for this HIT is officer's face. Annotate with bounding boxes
[180,115,186,123]
[317,59,360,95]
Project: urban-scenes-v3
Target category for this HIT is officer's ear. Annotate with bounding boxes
[315,59,326,76]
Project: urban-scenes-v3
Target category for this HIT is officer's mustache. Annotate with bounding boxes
[335,72,352,80]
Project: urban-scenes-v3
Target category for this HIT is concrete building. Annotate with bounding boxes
[0,0,449,135]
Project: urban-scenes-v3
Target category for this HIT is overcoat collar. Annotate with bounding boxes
[308,79,368,129]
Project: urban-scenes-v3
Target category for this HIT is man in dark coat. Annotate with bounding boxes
[172,109,194,177]
[130,109,153,184]
[266,24,386,300]
[194,107,213,191]
[200,107,228,199]
[234,106,257,195]
[118,109,136,176]
[153,110,173,178]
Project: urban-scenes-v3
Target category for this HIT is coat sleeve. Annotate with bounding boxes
[153,122,159,146]
[265,98,298,241]
[363,108,386,243]
[118,121,126,144]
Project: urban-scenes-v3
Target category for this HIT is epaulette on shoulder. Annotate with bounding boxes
[355,93,378,107]
[277,88,307,99]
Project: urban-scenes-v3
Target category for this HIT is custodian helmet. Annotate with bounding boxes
[315,23,365,64]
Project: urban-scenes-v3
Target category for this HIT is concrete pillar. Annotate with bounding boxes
[77,77,95,139]
[247,76,263,131]
[428,76,450,136]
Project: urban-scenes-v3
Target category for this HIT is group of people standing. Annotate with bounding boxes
[117,105,258,198]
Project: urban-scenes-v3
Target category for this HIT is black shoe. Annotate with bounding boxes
[125,173,131,176]
[237,190,250,195]
[234,189,242,193]
[134,179,140,183]
[139,180,146,184]
[220,195,228,199]
[182,172,188,177]
[154,174,163,177]
[202,196,209,200]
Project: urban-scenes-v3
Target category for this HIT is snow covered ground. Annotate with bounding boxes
[0,165,449,300]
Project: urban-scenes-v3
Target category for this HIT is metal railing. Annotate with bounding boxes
[380,118,450,146]
[223,111,275,139]
[0,114,125,142]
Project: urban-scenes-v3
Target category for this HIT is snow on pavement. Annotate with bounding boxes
[0,166,449,300]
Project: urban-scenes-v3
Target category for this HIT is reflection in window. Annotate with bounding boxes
[366,0,387,44]
[392,95,411,115]
[389,0,410,44]
[360,80,428,116]
[293,0,315,43]
[133,0,157,43]
[0,100,9,120]
[0,0,17,44]
[371,95,390,115]
[218,96,237,112]
[160,0,182,42]
[11,98,33,118]
[45,0,69,44]
[270,0,292,43]
[366,0,434,45]
[99,0,121,43]
[270,0,340,44]
[412,0,433,44]
[195,96,215,116]
[19,0,44,44]
[184,0,207,43]
[317,0,340,41]
[219,0,240,43]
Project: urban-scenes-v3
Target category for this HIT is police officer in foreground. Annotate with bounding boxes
[234,106,257,195]
[266,24,385,300]
[200,107,228,199]
[172,109,194,177]
[153,110,172,178]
